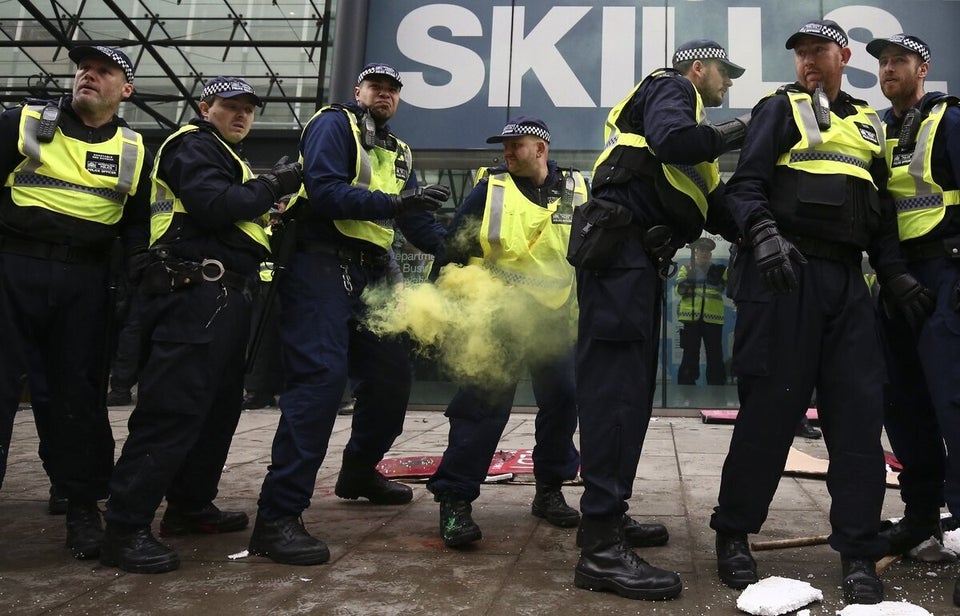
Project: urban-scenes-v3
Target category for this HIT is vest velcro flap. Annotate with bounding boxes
[566,197,633,269]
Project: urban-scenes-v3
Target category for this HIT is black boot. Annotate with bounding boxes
[105,388,132,406]
[247,514,330,565]
[953,575,960,607]
[99,525,180,573]
[65,502,103,560]
[335,451,412,505]
[716,532,758,589]
[48,483,67,516]
[574,515,682,600]
[622,515,669,548]
[795,416,822,439]
[841,558,883,604]
[879,513,941,555]
[531,484,580,528]
[159,502,249,536]
[576,514,670,549]
[438,494,482,548]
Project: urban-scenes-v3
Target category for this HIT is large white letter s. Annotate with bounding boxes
[396,4,486,109]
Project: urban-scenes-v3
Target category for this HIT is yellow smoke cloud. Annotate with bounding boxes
[363,263,577,388]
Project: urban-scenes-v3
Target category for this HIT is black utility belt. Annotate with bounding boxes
[783,235,863,266]
[0,234,106,264]
[901,236,960,261]
[141,258,253,295]
[298,239,389,268]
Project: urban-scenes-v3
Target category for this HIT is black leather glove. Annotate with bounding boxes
[677,280,695,297]
[394,184,451,215]
[881,272,935,332]
[712,112,751,153]
[256,156,303,200]
[749,219,807,292]
[125,248,152,284]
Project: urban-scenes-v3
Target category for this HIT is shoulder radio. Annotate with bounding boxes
[36,100,62,143]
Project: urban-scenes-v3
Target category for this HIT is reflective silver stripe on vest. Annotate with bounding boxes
[22,110,139,193]
[485,179,506,262]
[355,145,373,190]
[115,126,140,194]
[866,112,886,158]
[673,164,710,196]
[794,99,825,147]
[13,171,126,203]
[21,114,42,168]
[483,261,570,289]
[895,193,946,213]
[789,151,870,169]
[905,104,944,198]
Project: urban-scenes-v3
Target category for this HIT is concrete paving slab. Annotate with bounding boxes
[1,407,956,615]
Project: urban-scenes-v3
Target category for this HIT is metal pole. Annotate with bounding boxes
[329,0,370,104]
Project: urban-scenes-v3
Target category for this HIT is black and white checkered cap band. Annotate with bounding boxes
[797,23,848,47]
[201,79,257,100]
[889,35,930,62]
[357,65,402,86]
[100,49,134,84]
[673,47,728,64]
[499,123,551,142]
[72,46,135,83]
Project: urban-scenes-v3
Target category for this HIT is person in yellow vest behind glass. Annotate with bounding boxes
[99,77,302,574]
[675,237,727,386]
[426,116,587,548]
[866,34,960,606]
[0,44,150,563]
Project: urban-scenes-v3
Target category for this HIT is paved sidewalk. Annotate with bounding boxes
[0,407,954,615]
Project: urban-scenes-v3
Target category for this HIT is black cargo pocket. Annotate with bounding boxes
[796,173,847,222]
[151,284,218,344]
[731,300,775,378]
[566,198,634,270]
[579,264,656,341]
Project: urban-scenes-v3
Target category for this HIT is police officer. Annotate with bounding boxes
[676,237,727,385]
[709,20,931,605]
[867,33,960,604]
[572,40,746,601]
[0,45,149,561]
[247,63,449,565]
[99,77,302,573]
[424,117,585,547]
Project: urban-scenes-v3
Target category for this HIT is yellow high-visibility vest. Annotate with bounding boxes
[149,124,269,251]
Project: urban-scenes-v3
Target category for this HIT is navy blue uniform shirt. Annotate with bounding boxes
[296,102,445,256]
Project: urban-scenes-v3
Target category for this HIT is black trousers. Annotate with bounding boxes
[576,237,661,519]
[244,280,283,397]
[109,290,142,392]
[104,281,252,528]
[0,253,114,500]
[882,257,960,519]
[677,319,725,385]
[711,255,887,560]
[427,349,580,502]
